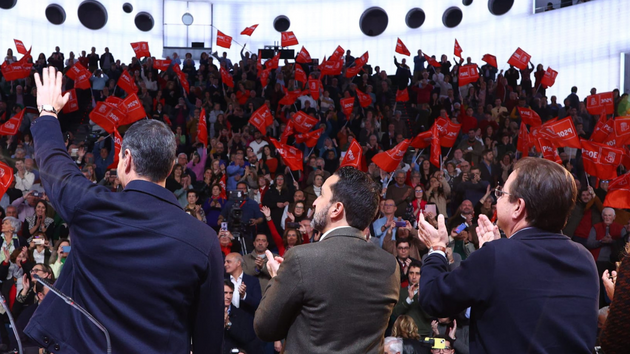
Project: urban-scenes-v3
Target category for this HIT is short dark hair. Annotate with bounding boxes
[223,280,234,290]
[121,119,176,182]
[408,260,422,271]
[396,237,410,248]
[330,167,380,230]
[509,158,576,233]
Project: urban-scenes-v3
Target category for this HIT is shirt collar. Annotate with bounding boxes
[319,225,352,242]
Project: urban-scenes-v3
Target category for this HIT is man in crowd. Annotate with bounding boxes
[391,261,432,338]
[371,199,398,247]
[224,252,262,316]
[386,170,413,218]
[241,233,274,294]
[223,281,263,354]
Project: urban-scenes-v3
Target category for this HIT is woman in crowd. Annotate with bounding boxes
[262,206,302,256]
[262,174,293,233]
[203,184,227,232]
[49,239,70,278]
[261,145,279,178]
[28,232,52,265]
[166,164,184,193]
[22,200,55,240]
[391,315,425,354]
[411,185,427,220]
[426,173,451,217]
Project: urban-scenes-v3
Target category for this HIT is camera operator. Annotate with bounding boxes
[218,182,263,253]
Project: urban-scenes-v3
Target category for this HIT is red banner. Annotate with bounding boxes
[481,54,497,69]
[281,31,299,47]
[356,88,372,108]
[296,47,312,64]
[120,93,147,125]
[280,121,294,144]
[320,57,343,76]
[430,132,441,168]
[153,59,171,71]
[458,65,479,87]
[517,123,530,156]
[339,139,367,172]
[544,117,582,149]
[130,42,151,58]
[454,39,463,58]
[0,109,24,136]
[395,38,410,56]
[410,130,432,149]
[249,105,274,134]
[340,97,354,116]
[438,119,461,148]
[540,67,558,87]
[89,102,125,134]
[354,52,369,68]
[604,173,630,209]
[586,92,615,115]
[197,108,208,146]
[270,138,304,171]
[581,139,624,180]
[107,128,122,169]
[517,106,542,127]
[614,117,630,145]
[0,61,32,81]
[266,52,280,70]
[62,89,79,114]
[295,127,323,147]
[308,79,321,101]
[14,39,26,55]
[507,47,531,70]
[590,112,614,143]
[291,111,319,133]
[216,31,232,48]
[0,161,15,200]
[241,24,258,36]
[220,66,234,88]
[259,68,270,87]
[105,96,123,107]
[345,65,363,78]
[424,54,441,68]
[331,45,344,60]
[538,138,562,164]
[372,139,410,173]
[172,64,189,94]
[278,89,301,106]
[117,70,138,95]
[396,88,409,102]
[294,65,306,83]
[66,62,92,89]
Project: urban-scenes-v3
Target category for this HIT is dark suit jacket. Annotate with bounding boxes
[227,272,262,317]
[254,226,400,353]
[419,227,599,354]
[24,116,224,354]
[224,305,263,354]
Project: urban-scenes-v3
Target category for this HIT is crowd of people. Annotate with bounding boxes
[0,38,629,353]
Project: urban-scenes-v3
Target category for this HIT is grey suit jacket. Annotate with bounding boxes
[254,226,400,353]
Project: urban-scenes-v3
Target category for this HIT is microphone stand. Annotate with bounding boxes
[0,292,22,354]
[32,275,111,354]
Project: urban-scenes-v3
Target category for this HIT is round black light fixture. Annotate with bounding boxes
[360,7,388,37]
[443,7,463,28]
[123,3,133,13]
[78,0,108,30]
[406,8,426,29]
[45,4,66,25]
[135,12,154,32]
[0,0,17,10]
[488,0,514,15]
[273,15,290,32]
[463,0,473,6]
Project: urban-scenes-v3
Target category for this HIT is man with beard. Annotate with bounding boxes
[254,167,400,353]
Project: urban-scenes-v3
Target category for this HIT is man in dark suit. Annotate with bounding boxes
[225,252,262,316]
[417,157,599,354]
[24,68,224,353]
[223,281,263,354]
[255,167,400,353]
[391,261,432,338]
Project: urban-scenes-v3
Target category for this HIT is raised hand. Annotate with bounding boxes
[261,206,271,219]
[265,250,284,278]
[476,214,500,248]
[602,269,617,301]
[417,212,448,249]
[449,319,458,339]
[33,67,70,116]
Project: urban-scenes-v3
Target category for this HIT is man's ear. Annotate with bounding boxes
[123,149,133,174]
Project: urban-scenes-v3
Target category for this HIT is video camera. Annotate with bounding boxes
[227,190,248,254]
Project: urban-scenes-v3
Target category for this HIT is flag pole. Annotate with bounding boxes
[585,172,591,188]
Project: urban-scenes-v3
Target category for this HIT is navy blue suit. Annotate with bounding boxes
[24,116,224,353]
[419,228,599,354]
[230,273,261,317]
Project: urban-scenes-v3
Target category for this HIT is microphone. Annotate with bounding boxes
[0,292,22,354]
[32,274,112,354]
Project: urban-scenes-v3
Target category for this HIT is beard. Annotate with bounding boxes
[311,202,332,233]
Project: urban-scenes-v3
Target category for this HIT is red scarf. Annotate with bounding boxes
[590,222,623,260]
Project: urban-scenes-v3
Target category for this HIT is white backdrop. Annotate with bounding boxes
[1,0,629,100]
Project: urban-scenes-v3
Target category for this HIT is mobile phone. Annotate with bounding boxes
[32,191,41,198]
[258,253,266,259]
[455,222,467,234]
[34,239,44,245]
[221,222,228,231]
[424,204,437,215]
[429,338,446,349]
[71,148,78,157]
[395,221,407,228]
[110,170,117,176]
[62,246,71,253]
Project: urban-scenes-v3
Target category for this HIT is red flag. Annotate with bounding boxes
[130,42,151,58]
[517,106,542,127]
[507,47,531,70]
[296,47,312,64]
[89,102,125,134]
[545,117,582,149]
[396,88,409,102]
[266,52,281,70]
[481,54,497,69]
[259,68,271,87]
[308,79,321,101]
[614,117,630,145]
[66,62,92,89]
[216,31,232,49]
[281,31,299,47]
[517,123,530,156]
[105,96,123,107]
[372,139,410,173]
[331,45,345,60]
[538,138,562,164]
[604,173,630,209]
[0,61,32,81]
[0,161,15,199]
[436,119,461,148]
[590,111,614,143]
[581,139,624,180]
[120,93,147,125]
[13,39,26,55]
[340,97,354,116]
[220,66,234,88]
[540,67,558,87]
[153,59,171,71]
[345,65,363,78]
[197,108,208,146]
[458,65,479,86]
[0,109,24,136]
[354,52,369,67]
[107,128,122,169]
[395,38,411,56]
[294,65,307,84]
[117,70,138,95]
[270,138,304,171]
[280,121,294,144]
[410,131,432,149]
[356,88,372,108]
[340,139,367,172]
[62,89,79,114]
[291,111,319,133]
[430,134,441,168]
[241,24,258,36]
[219,174,227,199]
[278,90,301,106]
[249,105,274,134]
[172,64,189,94]
[454,39,463,58]
[424,54,441,68]
[295,127,323,148]
[66,62,87,80]
[320,57,343,76]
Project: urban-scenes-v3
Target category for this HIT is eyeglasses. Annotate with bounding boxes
[431,348,453,353]
[397,246,410,250]
[494,186,512,199]
[30,268,45,274]
[415,190,424,193]
[384,204,396,207]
